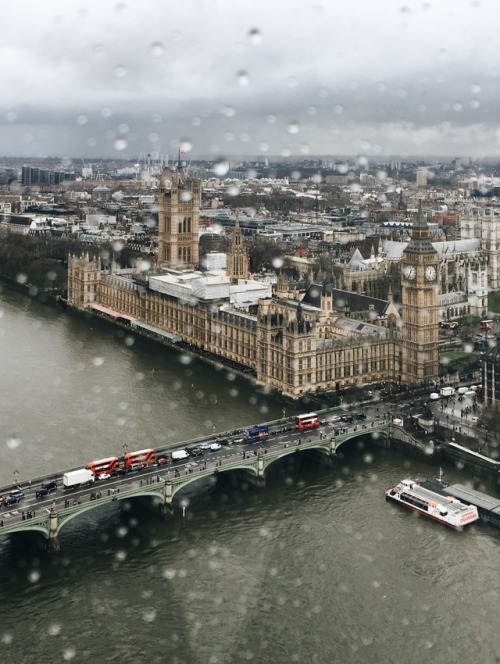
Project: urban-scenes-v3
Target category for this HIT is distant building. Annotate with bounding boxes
[416,168,428,187]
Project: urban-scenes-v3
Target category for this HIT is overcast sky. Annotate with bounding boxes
[1,0,499,163]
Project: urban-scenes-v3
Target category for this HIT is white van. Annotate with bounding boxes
[171,449,189,461]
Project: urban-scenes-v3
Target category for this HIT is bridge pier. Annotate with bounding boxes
[159,479,175,520]
[256,450,266,488]
[47,509,60,554]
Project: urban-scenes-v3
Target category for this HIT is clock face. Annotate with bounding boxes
[404,265,416,280]
[425,266,437,281]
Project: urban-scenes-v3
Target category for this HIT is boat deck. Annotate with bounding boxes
[401,483,472,514]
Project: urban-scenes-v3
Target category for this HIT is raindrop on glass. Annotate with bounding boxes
[77,115,88,126]
[288,121,300,135]
[180,139,192,153]
[114,65,126,78]
[236,70,249,86]
[248,28,262,45]
[114,138,128,151]
[213,159,229,176]
[149,41,164,57]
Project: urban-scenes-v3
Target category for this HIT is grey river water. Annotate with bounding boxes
[0,286,500,664]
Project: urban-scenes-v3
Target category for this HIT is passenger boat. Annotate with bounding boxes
[385,478,479,531]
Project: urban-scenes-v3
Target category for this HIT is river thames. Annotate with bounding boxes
[1,286,500,664]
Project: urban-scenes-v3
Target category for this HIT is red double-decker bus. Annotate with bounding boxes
[86,456,120,476]
[295,413,320,429]
[123,448,156,469]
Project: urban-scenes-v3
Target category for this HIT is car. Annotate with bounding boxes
[198,442,212,450]
[209,442,222,451]
[128,462,144,471]
[9,489,25,500]
[36,487,49,498]
[41,480,57,492]
[330,415,342,423]
[156,456,170,466]
[111,468,127,476]
[189,448,204,457]
[4,495,21,507]
[97,473,111,480]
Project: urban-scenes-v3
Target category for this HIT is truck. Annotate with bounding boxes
[440,386,455,397]
[63,468,95,488]
[171,449,189,462]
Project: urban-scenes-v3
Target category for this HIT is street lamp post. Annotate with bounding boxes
[282,407,286,420]
[122,442,128,458]
[13,468,19,488]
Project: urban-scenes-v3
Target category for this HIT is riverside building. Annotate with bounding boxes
[67,166,440,398]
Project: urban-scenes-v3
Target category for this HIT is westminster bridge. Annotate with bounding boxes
[0,418,434,552]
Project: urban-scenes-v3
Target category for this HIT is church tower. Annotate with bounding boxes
[157,160,201,270]
[226,212,249,282]
[401,204,440,384]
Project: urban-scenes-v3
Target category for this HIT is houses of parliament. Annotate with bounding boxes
[67,165,440,398]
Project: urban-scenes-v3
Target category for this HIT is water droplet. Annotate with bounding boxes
[471,83,481,94]
[236,70,249,86]
[48,623,61,636]
[62,648,76,661]
[118,123,129,134]
[142,608,157,623]
[114,65,126,78]
[239,133,250,143]
[259,142,269,152]
[5,110,16,122]
[224,132,234,142]
[307,106,317,116]
[92,43,104,56]
[287,77,298,88]
[149,41,164,57]
[213,158,229,176]
[101,107,112,118]
[272,257,284,269]
[180,191,192,202]
[151,113,162,123]
[377,170,387,180]
[28,570,41,583]
[288,121,300,135]
[227,184,240,196]
[291,170,301,181]
[266,114,276,124]
[92,356,105,367]
[222,106,235,117]
[248,28,262,45]
[149,132,159,143]
[300,143,310,154]
[470,99,480,109]
[376,82,386,92]
[180,139,192,153]
[6,436,21,450]
[281,148,291,157]
[452,102,462,112]
[191,116,201,127]
[334,105,343,115]
[113,138,128,151]
[76,115,88,126]
[312,174,322,184]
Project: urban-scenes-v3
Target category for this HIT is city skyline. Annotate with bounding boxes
[1,1,499,161]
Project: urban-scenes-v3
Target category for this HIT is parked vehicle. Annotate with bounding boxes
[440,386,455,397]
[209,442,222,451]
[4,494,22,507]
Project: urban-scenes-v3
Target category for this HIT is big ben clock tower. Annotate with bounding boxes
[401,204,440,384]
